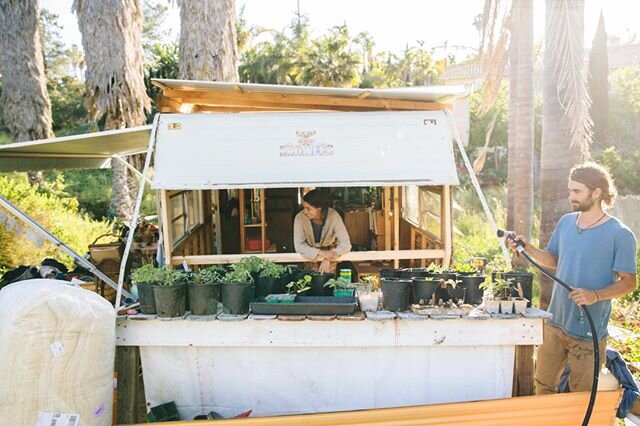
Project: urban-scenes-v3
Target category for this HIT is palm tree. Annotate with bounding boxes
[0,0,53,185]
[176,0,239,81]
[506,0,534,244]
[73,0,150,221]
[539,0,592,307]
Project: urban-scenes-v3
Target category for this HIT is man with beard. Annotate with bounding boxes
[508,162,637,394]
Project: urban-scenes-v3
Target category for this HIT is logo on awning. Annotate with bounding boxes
[279,131,334,157]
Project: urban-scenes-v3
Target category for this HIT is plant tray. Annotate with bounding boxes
[251,296,357,315]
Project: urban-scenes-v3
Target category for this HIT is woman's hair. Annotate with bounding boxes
[303,189,331,210]
[570,162,617,207]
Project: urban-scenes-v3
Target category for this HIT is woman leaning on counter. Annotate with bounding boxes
[293,189,352,273]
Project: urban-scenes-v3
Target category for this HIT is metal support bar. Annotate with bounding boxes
[116,114,161,307]
[0,194,131,299]
[112,154,153,185]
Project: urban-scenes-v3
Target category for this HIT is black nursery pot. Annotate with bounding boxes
[459,275,486,305]
[310,272,334,296]
[492,271,534,307]
[188,282,220,316]
[380,278,412,312]
[400,268,430,279]
[380,268,402,279]
[411,277,438,305]
[136,282,157,314]
[256,276,278,298]
[221,283,252,314]
[154,283,187,318]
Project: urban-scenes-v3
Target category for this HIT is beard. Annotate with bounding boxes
[571,198,595,212]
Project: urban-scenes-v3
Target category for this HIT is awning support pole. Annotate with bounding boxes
[116,114,161,308]
[112,155,153,185]
[0,194,131,298]
[445,110,511,269]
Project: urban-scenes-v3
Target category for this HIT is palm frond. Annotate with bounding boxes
[547,0,593,158]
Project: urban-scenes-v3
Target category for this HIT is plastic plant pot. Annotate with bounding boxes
[380,277,412,311]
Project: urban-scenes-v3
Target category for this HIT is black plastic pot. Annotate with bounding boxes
[256,276,278,298]
[380,278,412,311]
[459,275,486,305]
[492,271,534,307]
[154,283,187,318]
[448,284,466,303]
[411,277,438,304]
[380,268,402,279]
[400,268,430,279]
[188,282,220,315]
[310,273,334,296]
[221,283,252,314]
[135,282,158,314]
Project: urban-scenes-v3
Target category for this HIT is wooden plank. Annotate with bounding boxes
[513,345,535,396]
[159,189,172,266]
[393,186,400,269]
[239,188,246,252]
[160,89,451,112]
[384,187,391,251]
[129,390,621,426]
[171,249,446,265]
[115,346,144,424]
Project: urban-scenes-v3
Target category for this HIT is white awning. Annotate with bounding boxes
[0,126,152,172]
[152,111,459,189]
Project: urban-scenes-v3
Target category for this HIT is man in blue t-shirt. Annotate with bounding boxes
[509,162,637,394]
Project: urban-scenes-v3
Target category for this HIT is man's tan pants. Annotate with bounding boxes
[535,323,607,394]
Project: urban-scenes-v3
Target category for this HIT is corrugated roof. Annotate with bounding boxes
[0,125,152,172]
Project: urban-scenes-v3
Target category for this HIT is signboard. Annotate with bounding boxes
[152,111,458,189]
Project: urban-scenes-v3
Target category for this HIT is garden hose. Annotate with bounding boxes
[497,230,599,426]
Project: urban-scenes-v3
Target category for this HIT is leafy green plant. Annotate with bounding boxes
[221,264,254,285]
[323,277,354,290]
[286,274,312,294]
[443,278,462,289]
[425,262,444,273]
[259,261,289,279]
[195,266,225,284]
[360,275,379,286]
[131,264,163,284]
[480,277,515,299]
[454,263,478,274]
[236,256,264,274]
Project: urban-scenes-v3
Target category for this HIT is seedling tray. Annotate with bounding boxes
[251,296,357,315]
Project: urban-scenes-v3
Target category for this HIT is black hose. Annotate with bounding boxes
[498,230,599,426]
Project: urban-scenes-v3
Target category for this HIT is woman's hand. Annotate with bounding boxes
[319,258,332,273]
[319,250,338,261]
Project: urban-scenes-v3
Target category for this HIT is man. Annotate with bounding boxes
[508,162,637,394]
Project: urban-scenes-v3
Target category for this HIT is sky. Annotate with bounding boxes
[42,0,639,60]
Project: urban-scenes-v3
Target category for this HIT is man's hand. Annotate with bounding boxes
[506,235,526,257]
[319,258,332,273]
[319,250,338,261]
[569,288,599,306]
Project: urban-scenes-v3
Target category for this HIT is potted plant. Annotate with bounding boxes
[444,278,465,303]
[411,276,439,305]
[131,264,164,314]
[455,264,485,305]
[236,255,264,284]
[256,261,289,298]
[153,268,189,318]
[323,277,355,297]
[309,271,334,296]
[380,277,412,312]
[286,274,312,295]
[220,264,254,315]
[188,266,224,315]
[480,276,515,314]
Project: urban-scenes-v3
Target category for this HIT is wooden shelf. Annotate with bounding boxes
[243,223,265,228]
[239,188,268,253]
[243,243,277,254]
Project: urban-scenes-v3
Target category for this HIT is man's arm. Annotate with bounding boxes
[569,272,637,306]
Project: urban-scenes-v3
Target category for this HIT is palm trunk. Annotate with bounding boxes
[539,0,586,308]
[507,0,534,251]
[0,0,53,186]
[177,0,239,81]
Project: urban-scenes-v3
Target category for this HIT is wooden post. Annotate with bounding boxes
[441,185,452,268]
[239,189,245,252]
[160,190,172,266]
[384,187,391,251]
[393,186,400,269]
[513,345,535,396]
[260,189,266,253]
[116,346,144,424]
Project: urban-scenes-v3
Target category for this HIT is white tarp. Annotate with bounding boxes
[152,111,459,189]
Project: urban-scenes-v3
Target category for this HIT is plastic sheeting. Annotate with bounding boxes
[0,279,115,425]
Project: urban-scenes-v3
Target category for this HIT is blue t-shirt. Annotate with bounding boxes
[546,213,637,340]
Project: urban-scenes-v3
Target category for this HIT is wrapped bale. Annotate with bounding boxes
[0,279,115,425]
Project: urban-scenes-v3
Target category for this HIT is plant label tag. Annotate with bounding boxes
[50,342,64,358]
[36,412,80,426]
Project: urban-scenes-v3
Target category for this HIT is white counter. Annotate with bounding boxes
[116,313,544,420]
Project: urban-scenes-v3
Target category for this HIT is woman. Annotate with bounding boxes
[293,190,351,273]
